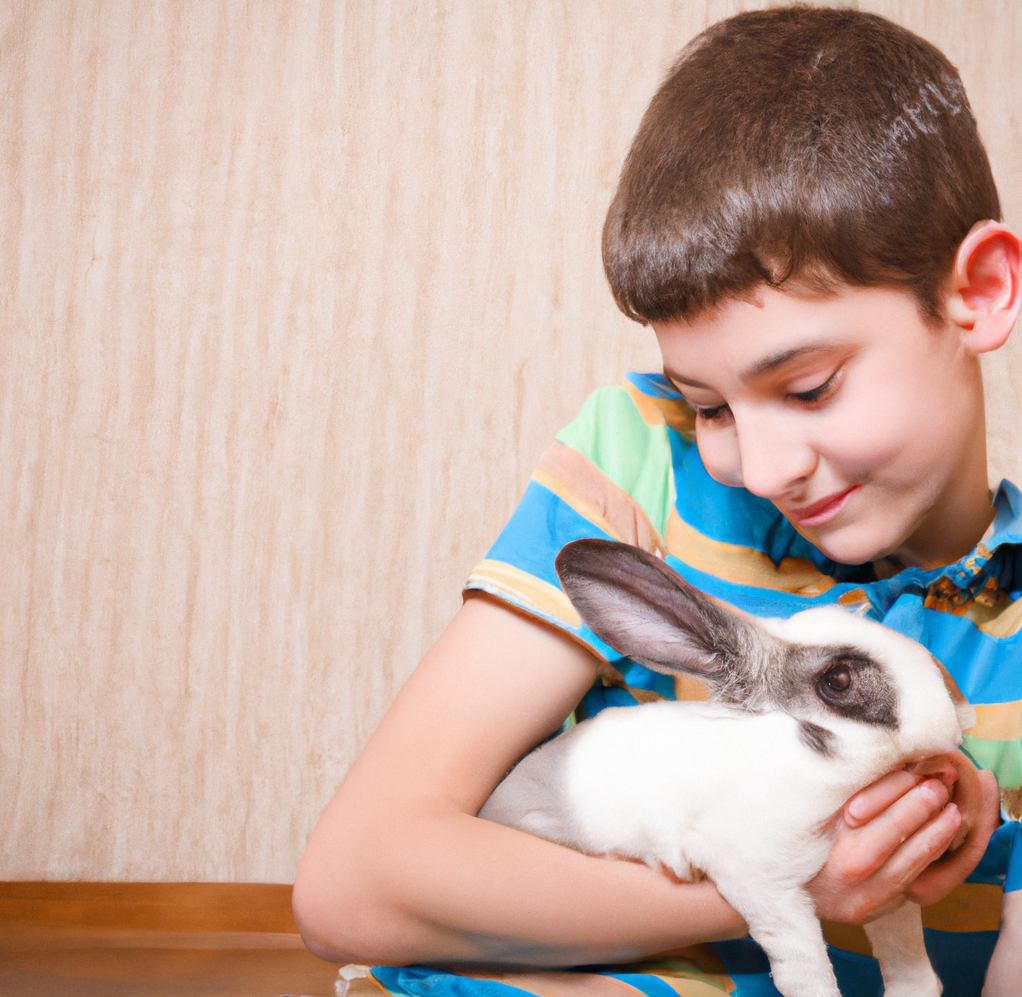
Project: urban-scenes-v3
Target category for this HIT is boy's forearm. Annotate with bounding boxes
[981,889,1022,997]
[293,596,745,966]
[294,806,747,967]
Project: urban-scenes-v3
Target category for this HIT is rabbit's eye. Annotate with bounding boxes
[823,664,852,692]
[813,651,896,726]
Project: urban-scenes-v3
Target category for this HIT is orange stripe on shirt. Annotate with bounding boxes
[666,510,835,596]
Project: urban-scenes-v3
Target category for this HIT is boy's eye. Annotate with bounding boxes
[694,403,730,422]
[788,370,841,405]
[669,380,731,423]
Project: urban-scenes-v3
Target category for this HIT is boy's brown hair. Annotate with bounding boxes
[603,5,1001,324]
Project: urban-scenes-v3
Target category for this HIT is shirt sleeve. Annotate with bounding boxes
[463,379,678,663]
[1005,821,1022,893]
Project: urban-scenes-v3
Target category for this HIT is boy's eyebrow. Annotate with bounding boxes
[665,345,841,389]
[743,345,838,380]
[665,370,711,389]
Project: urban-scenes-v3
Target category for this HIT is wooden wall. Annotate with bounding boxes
[2,0,1020,883]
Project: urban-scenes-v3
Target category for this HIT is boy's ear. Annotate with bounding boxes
[945,220,1021,353]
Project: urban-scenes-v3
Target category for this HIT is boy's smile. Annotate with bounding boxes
[655,285,995,569]
[790,485,862,529]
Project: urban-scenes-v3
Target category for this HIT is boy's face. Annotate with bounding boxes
[655,285,991,568]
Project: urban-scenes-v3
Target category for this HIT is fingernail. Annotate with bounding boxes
[847,798,867,821]
[915,779,947,805]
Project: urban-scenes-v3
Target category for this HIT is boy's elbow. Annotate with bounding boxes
[292,860,380,964]
[292,843,411,965]
[292,867,356,963]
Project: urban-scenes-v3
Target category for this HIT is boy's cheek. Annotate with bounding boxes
[694,428,744,487]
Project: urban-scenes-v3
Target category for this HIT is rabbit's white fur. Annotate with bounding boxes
[480,539,978,997]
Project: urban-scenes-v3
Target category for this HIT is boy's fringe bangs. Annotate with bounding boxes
[603,181,942,326]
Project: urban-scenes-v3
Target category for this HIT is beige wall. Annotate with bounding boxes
[2,0,1020,883]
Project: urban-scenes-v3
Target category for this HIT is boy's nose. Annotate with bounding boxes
[734,412,818,501]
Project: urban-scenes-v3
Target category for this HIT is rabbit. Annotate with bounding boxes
[479,538,978,997]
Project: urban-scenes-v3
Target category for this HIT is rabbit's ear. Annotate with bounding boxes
[555,539,756,681]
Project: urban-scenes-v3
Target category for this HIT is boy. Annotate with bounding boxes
[294,7,1022,996]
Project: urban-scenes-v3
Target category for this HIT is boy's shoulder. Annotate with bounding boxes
[551,373,689,521]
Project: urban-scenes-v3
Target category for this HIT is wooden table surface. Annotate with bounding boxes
[0,921,354,997]
[0,882,353,997]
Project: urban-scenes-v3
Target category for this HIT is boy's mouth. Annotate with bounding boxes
[790,486,861,528]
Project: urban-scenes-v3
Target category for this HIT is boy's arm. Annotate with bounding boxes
[292,596,982,967]
[292,594,746,965]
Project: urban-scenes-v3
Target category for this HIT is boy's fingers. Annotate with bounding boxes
[812,796,961,924]
[906,769,1001,907]
[869,803,963,894]
[816,760,998,925]
[838,778,952,880]
[944,756,994,851]
[844,769,924,827]
[811,778,955,922]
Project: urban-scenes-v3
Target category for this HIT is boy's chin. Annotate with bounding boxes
[795,523,893,568]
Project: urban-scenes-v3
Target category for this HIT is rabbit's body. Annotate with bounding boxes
[490,703,858,883]
[480,540,976,997]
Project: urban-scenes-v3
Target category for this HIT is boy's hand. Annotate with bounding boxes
[903,753,1000,907]
[808,752,1000,924]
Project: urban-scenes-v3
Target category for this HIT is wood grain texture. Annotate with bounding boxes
[0,882,297,932]
[0,882,338,996]
[1,1,1019,882]
[1,946,341,997]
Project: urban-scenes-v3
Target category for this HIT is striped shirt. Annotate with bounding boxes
[374,373,1022,997]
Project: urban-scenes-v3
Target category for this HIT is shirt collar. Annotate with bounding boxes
[856,480,1022,613]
